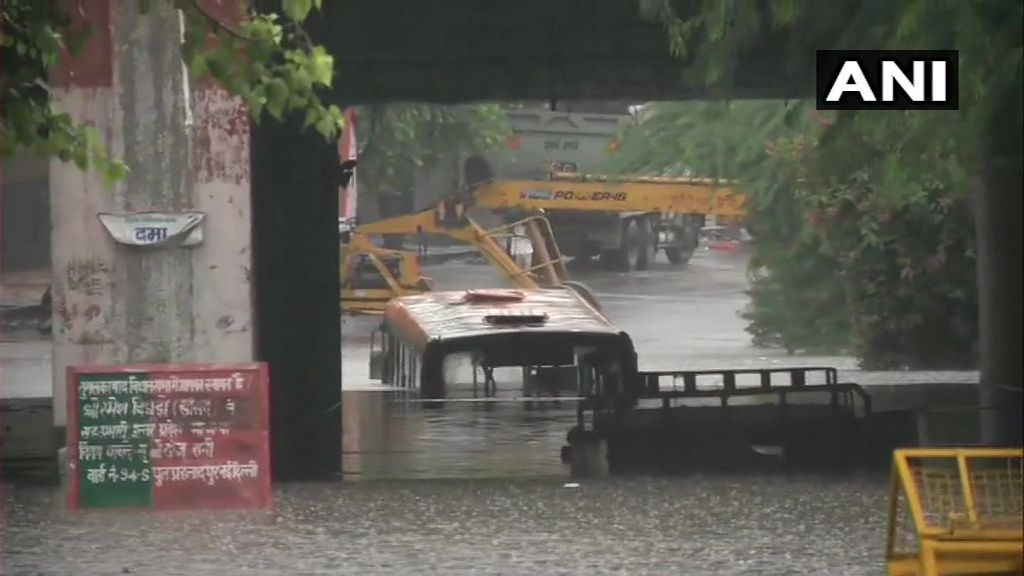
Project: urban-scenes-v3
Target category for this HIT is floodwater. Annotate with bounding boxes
[4,390,890,576]
[2,463,889,575]
[1,250,971,575]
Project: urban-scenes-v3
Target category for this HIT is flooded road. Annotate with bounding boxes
[4,464,889,576]
[2,250,968,575]
[341,250,979,387]
[342,391,578,481]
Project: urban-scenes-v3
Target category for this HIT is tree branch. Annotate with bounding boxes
[188,0,251,41]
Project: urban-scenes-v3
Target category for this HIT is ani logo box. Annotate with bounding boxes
[816,50,959,111]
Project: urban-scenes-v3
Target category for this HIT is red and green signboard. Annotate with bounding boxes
[67,363,271,510]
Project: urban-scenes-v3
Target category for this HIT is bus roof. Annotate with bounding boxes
[382,288,622,349]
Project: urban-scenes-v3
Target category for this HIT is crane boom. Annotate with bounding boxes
[470,172,747,217]
[341,199,573,315]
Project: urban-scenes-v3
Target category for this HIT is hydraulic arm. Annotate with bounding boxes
[341,199,574,315]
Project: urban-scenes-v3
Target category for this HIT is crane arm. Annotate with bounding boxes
[436,225,544,290]
[469,175,747,217]
[350,206,448,236]
[345,200,563,290]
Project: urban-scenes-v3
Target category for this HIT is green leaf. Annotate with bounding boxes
[189,54,209,80]
[303,106,319,130]
[289,66,313,91]
[309,46,334,86]
[264,79,289,119]
[206,56,227,81]
[314,114,337,139]
[66,25,94,58]
[282,0,313,22]
[104,160,130,184]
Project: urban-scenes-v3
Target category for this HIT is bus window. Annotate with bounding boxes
[442,351,520,396]
[369,327,384,380]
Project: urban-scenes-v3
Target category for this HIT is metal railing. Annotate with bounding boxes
[629,367,871,417]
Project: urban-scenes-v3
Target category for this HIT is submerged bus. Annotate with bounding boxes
[369,287,639,400]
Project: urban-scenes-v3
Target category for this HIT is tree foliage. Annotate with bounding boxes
[618,0,1021,368]
[1,0,342,184]
[607,101,857,356]
[354,103,511,217]
[610,99,981,367]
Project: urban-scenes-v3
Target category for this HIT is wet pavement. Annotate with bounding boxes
[2,249,976,575]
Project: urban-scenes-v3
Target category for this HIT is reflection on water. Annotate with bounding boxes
[343,391,577,481]
[3,390,892,575]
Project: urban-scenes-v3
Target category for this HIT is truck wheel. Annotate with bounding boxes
[665,223,699,265]
[634,218,656,271]
[600,219,638,272]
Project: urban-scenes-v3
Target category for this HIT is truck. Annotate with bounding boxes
[469,169,746,271]
[479,105,746,271]
[340,165,747,315]
[340,103,748,314]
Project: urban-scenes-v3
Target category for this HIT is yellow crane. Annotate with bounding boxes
[341,168,747,314]
[341,198,597,316]
[468,170,748,271]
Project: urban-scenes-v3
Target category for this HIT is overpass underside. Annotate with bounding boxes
[314,0,855,103]
[41,0,1020,482]
[258,0,1021,477]
[252,0,849,479]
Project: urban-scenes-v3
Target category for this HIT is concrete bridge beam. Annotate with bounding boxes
[319,0,836,103]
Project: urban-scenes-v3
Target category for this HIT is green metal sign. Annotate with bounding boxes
[75,372,154,508]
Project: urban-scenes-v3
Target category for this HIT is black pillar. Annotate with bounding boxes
[251,112,342,481]
[976,67,1023,446]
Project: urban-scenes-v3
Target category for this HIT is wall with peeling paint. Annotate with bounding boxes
[190,80,254,362]
[49,1,253,429]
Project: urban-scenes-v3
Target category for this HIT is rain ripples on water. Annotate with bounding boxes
[4,392,889,576]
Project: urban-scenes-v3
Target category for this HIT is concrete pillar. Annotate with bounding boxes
[249,0,342,481]
[250,111,342,481]
[49,0,253,437]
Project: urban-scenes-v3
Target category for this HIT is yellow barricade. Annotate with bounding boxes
[886,447,1023,576]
